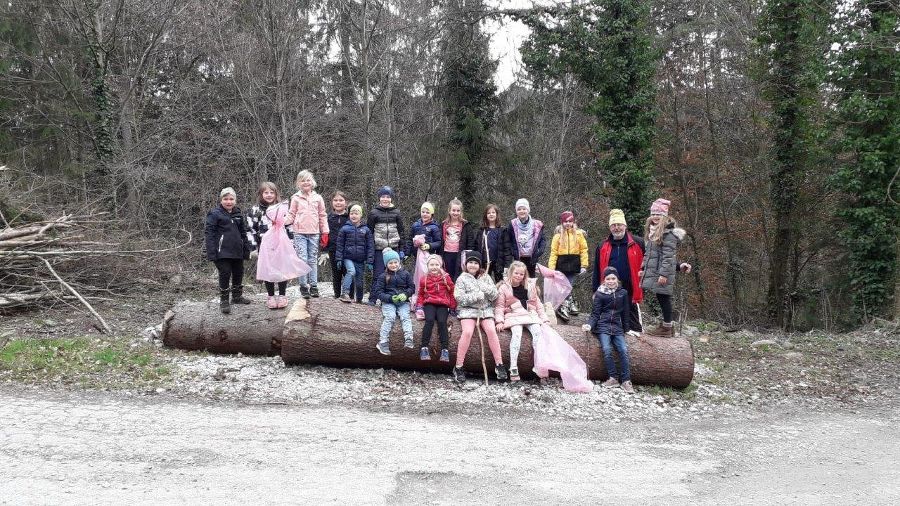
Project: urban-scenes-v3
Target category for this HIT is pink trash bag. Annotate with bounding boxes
[412,248,430,295]
[537,264,572,310]
[532,323,593,393]
[256,203,311,283]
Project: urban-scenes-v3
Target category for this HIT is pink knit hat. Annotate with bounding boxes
[560,211,575,224]
[650,198,671,216]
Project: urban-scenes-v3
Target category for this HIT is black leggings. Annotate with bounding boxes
[329,254,347,298]
[657,293,673,323]
[265,281,288,296]
[421,303,449,349]
[214,259,244,291]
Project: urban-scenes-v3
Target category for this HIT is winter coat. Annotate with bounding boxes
[418,272,457,310]
[205,204,251,261]
[288,191,329,235]
[586,287,631,336]
[440,220,476,253]
[501,218,546,268]
[477,226,504,275]
[368,205,406,252]
[640,222,686,296]
[246,202,293,249]
[372,268,415,305]
[494,279,547,328]
[406,219,442,257]
[549,227,589,274]
[453,272,498,320]
[336,221,375,265]
[326,211,350,254]
[594,232,645,302]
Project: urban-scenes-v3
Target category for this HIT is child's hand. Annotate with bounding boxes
[680,263,692,273]
[391,295,401,303]
[581,324,591,332]
[249,250,258,259]
[657,276,668,286]
[317,253,329,266]
[627,330,641,337]
[420,243,430,251]
[495,322,504,333]
[397,294,408,302]
[366,264,373,271]
[638,270,644,278]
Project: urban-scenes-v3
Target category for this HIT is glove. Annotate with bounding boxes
[319,233,329,249]
[396,294,407,303]
[413,234,425,247]
[317,253,329,266]
[399,251,406,261]
[627,330,641,337]
[366,263,373,271]
[580,267,586,274]
[680,262,692,273]
[581,324,591,332]
[391,294,401,303]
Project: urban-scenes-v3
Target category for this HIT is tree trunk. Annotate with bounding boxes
[162,298,695,388]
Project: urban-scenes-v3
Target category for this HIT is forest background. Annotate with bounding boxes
[0,0,897,330]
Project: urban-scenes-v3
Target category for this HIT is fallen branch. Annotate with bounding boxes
[39,257,112,334]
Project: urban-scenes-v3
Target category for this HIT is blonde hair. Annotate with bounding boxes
[257,182,281,205]
[503,261,540,297]
[295,170,317,190]
[644,215,675,245]
[444,198,465,223]
[553,223,584,251]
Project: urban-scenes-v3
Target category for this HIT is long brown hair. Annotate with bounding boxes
[481,204,501,229]
[257,182,281,205]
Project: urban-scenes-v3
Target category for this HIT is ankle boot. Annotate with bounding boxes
[231,285,252,304]
[645,324,666,337]
[659,322,674,337]
[220,289,231,314]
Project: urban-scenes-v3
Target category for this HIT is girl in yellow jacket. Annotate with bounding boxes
[548,211,588,321]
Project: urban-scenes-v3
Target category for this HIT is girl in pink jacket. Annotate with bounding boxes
[288,170,329,298]
[494,260,549,381]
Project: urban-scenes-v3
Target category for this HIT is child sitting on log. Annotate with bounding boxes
[418,254,456,362]
[452,251,507,383]
[582,267,635,394]
[205,187,252,314]
[372,248,415,355]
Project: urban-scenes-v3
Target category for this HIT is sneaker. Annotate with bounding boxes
[621,381,635,394]
[555,306,570,322]
[495,363,508,381]
[439,349,450,362]
[569,299,580,315]
[601,378,620,388]
[277,295,289,309]
[509,367,520,382]
[339,293,352,303]
[367,300,379,307]
[299,285,311,299]
[376,341,391,355]
[452,366,466,383]
[309,286,320,298]
[404,336,414,349]
[266,296,278,309]
[415,308,425,320]
[419,347,430,361]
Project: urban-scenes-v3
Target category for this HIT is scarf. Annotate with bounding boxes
[598,285,616,295]
[516,217,537,256]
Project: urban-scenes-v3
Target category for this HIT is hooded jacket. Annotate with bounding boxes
[205,205,251,261]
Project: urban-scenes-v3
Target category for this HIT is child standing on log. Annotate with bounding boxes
[367,186,406,304]
[407,201,442,320]
[372,248,415,354]
[205,187,252,314]
[638,199,687,338]
[477,204,505,283]
[452,251,507,383]
[548,211,589,322]
[325,191,351,299]
[288,170,329,299]
[501,199,545,277]
[441,198,475,282]
[418,254,456,362]
[336,204,374,304]
[582,267,634,394]
[494,260,549,382]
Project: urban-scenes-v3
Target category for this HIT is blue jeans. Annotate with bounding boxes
[599,333,631,382]
[342,259,365,301]
[380,302,412,342]
[293,233,319,287]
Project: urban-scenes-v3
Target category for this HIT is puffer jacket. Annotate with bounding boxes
[336,221,374,264]
[406,219,442,257]
[372,268,415,304]
[288,191,329,235]
[640,222,686,296]
[418,272,457,310]
[586,286,630,336]
[494,279,547,328]
[501,218,546,267]
[453,272,498,320]
[205,205,251,261]
[368,205,406,252]
[549,227,589,273]
[326,211,350,254]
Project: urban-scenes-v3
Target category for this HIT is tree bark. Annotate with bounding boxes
[162,298,695,389]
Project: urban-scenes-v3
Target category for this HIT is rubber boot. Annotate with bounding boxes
[231,285,252,305]
[220,289,231,314]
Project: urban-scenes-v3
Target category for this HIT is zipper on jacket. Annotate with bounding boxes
[218,235,224,252]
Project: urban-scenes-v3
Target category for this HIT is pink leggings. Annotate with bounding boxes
[456,318,503,367]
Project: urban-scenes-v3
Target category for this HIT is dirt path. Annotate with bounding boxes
[1,388,897,505]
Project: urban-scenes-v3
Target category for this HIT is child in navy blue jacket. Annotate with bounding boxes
[372,248,416,354]
[336,204,374,303]
[205,187,252,314]
[582,267,635,393]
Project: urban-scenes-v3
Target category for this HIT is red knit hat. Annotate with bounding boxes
[560,211,575,224]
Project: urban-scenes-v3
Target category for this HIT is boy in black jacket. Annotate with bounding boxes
[205,187,252,314]
[326,191,351,298]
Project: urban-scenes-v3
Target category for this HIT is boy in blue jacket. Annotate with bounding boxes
[582,267,635,393]
[371,249,416,354]
[336,204,374,303]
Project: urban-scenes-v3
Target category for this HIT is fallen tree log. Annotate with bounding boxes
[162,297,695,388]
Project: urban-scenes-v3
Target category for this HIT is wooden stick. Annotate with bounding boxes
[40,258,112,334]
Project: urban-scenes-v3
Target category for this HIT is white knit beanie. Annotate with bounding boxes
[515,198,530,212]
[220,187,236,199]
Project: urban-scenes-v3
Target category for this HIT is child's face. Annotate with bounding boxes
[349,210,361,223]
[261,189,276,204]
[486,208,497,224]
[427,258,442,274]
[465,260,480,275]
[387,259,400,272]
[516,207,529,220]
[221,195,236,211]
[421,209,432,222]
[332,195,346,212]
[604,274,619,290]
[510,267,526,286]
[563,219,575,230]
[649,215,662,225]
[298,178,313,193]
[379,195,393,207]
[449,205,462,220]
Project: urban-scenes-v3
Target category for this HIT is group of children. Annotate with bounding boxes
[204,171,687,391]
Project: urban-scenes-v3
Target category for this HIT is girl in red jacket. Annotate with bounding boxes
[418,254,456,362]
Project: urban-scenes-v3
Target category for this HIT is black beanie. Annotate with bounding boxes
[602,266,619,279]
[465,251,483,267]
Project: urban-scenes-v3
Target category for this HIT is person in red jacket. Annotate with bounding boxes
[418,254,456,363]
[594,209,645,332]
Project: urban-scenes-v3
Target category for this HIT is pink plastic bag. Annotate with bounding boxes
[537,264,572,310]
[256,203,311,283]
[412,249,430,295]
[532,323,593,393]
